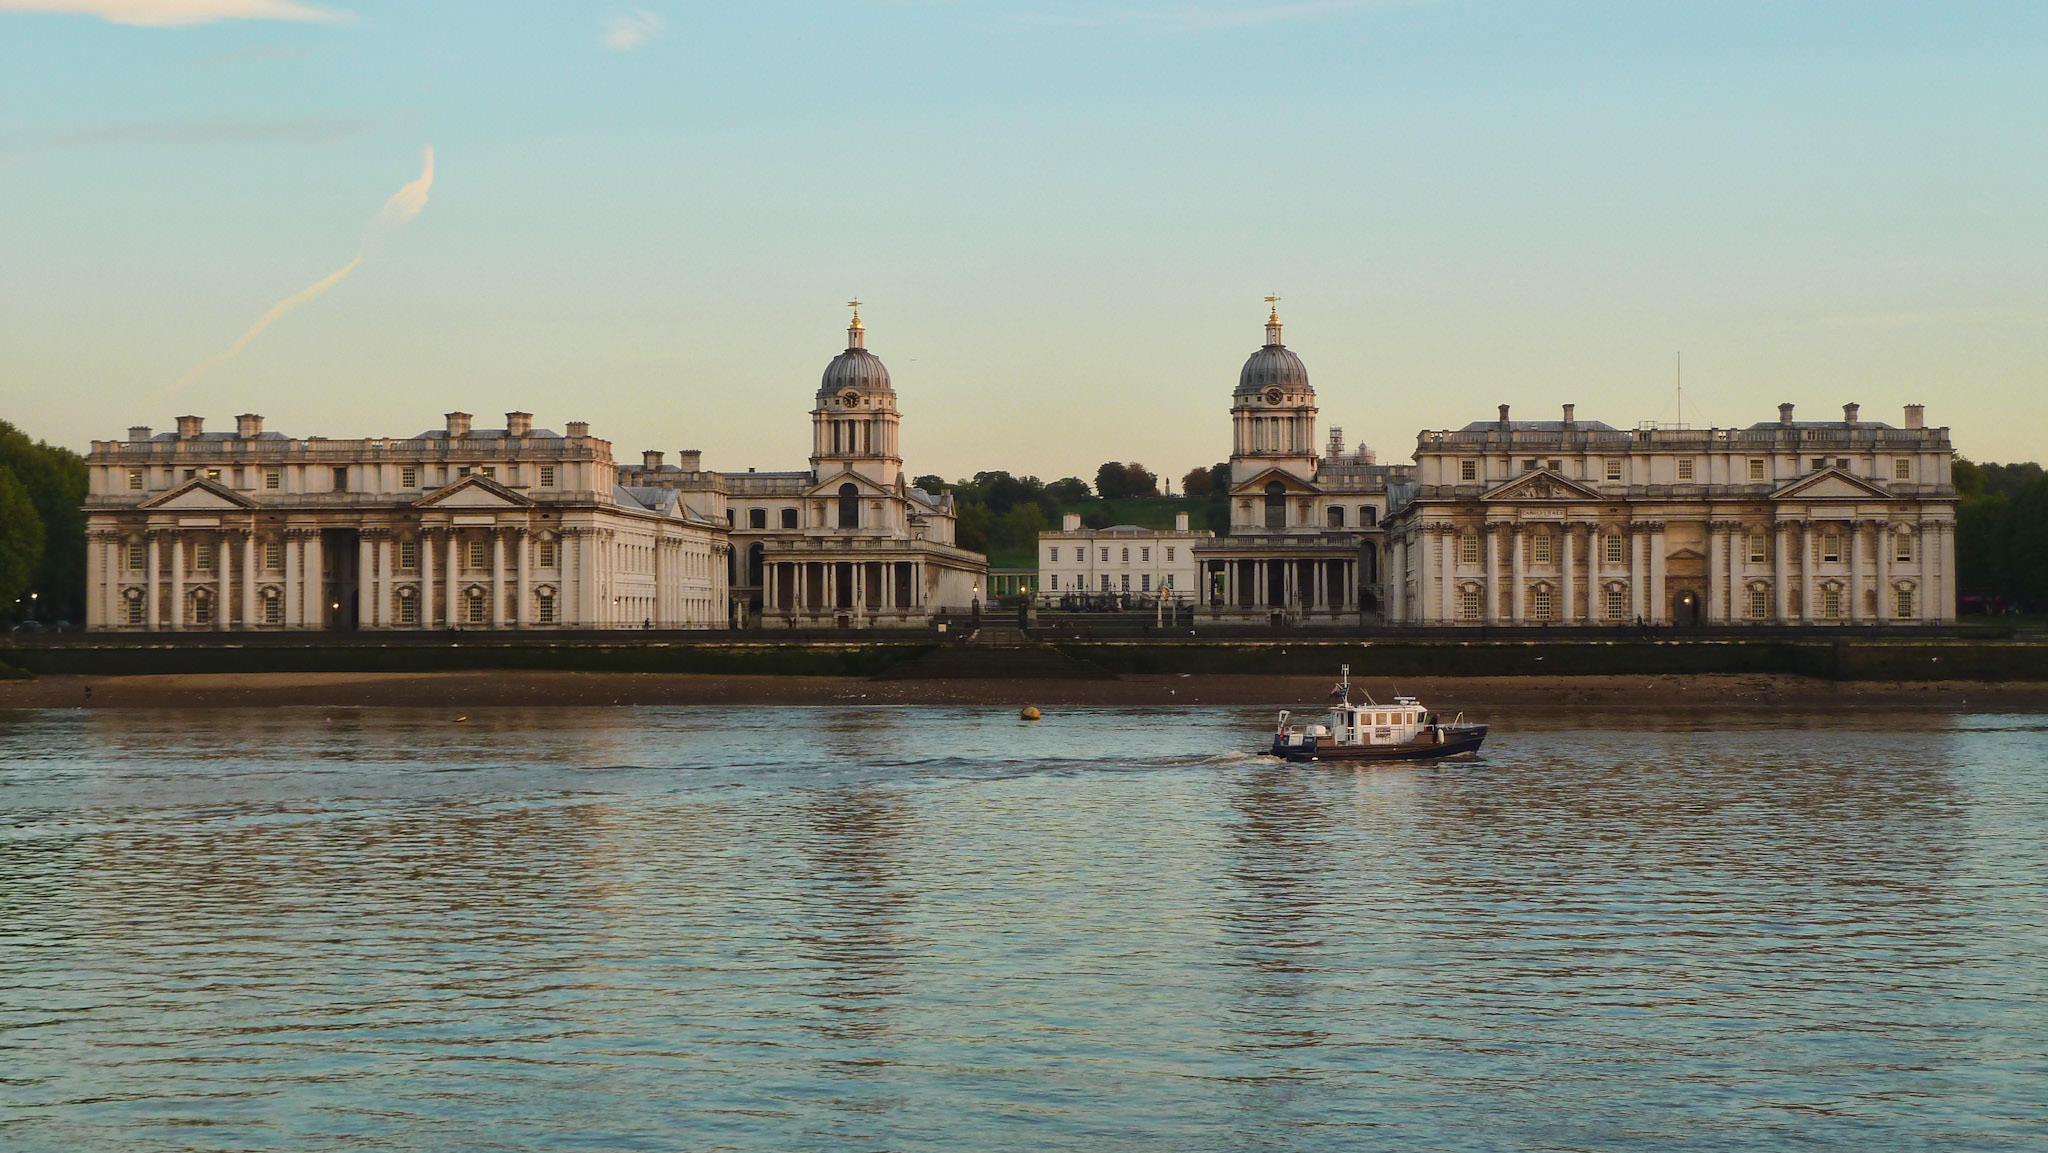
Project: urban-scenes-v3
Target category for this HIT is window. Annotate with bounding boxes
[467,539,488,570]
[1895,587,1914,618]
[1461,587,1483,620]
[1811,458,1827,472]
[1121,547,1130,563]
[1101,574,1112,591]
[333,467,348,492]
[202,468,220,483]
[193,542,213,572]
[749,508,767,529]
[457,466,472,478]
[1141,574,1152,592]
[1141,547,1150,562]
[1747,459,1766,482]
[1532,534,1553,565]
[1327,506,1346,528]
[838,483,860,528]
[1894,459,1912,480]
[1606,587,1627,620]
[264,591,283,625]
[1547,459,1562,473]
[1749,533,1768,563]
[1895,531,1914,563]
[400,466,417,488]
[1823,586,1843,618]
[1835,458,1849,470]
[466,589,486,625]
[183,469,196,480]
[1049,547,1059,563]
[1050,574,1059,590]
[1460,532,1480,565]
[1677,459,1695,481]
[781,508,798,529]
[1264,482,1287,529]
[1605,459,1623,481]
[127,469,144,491]
[538,539,559,568]
[1821,533,1841,563]
[127,540,145,571]
[1101,548,1109,562]
[126,597,144,626]
[1166,547,1175,562]
[1521,459,1538,472]
[265,541,283,571]
[1749,586,1770,620]
[537,593,556,624]
[397,593,418,625]
[539,465,556,487]
[187,590,212,625]
[481,467,496,480]
[1361,506,1377,527]
[1532,587,1553,620]
[1605,534,1625,565]
[1120,574,1130,591]
[1460,460,1477,481]
[399,539,419,570]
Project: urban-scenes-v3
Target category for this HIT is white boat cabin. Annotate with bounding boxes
[1278,696,1433,749]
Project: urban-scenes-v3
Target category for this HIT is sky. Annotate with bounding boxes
[2,0,2044,482]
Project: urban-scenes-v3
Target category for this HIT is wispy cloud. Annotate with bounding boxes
[602,8,662,51]
[168,146,434,396]
[0,0,347,26]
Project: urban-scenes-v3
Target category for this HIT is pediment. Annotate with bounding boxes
[1772,469,1892,501]
[808,469,893,498]
[140,477,258,511]
[414,475,532,509]
[1482,470,1602,502]
[1229,467,1320,497]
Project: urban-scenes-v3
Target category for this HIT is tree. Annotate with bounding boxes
[913,474,948,494]
[0,466,43,616]
[1094,461,1129,500]
[1182,466,1214,498]
[1203,462,1231,538]
[0,421,83,622]
[1046,477,1092,504]
[1121,462,1159,498]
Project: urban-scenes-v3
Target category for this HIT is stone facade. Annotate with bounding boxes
[83,412,727,631]
[1038,513,1210,601]
[1192,305,1416,624]
[1383,402,1958,626]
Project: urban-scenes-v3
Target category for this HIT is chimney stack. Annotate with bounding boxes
[1562,403,1576,427]
[1063,513,1082,532]
[506,411,532,437]
[1904,404,1925,429]
[1327,426,1344,459]
[1779,402,1796,425]
[1843,402,1860,426]
[565,421,589,439]
[1498,404,1511,427]
[445,412,472,438]
[642,450,665,470]
[176,415,204,439]
[236,413,263,438]
[675,449,702,471]
[128,426,152,443]
[1175,512,1190,532]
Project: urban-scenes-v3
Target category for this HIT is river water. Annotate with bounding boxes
[2,704,2044,1151]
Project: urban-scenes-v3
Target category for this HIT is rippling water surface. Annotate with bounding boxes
[3,703,2045,1151]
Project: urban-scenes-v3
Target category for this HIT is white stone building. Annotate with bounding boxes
[1038,514,1210,601]
[617,307,987,627]
[83,412,728,631]
[1191,304,1416,624]
[1383,402,1958,626]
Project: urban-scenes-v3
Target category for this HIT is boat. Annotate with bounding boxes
[1268,666,1487,762]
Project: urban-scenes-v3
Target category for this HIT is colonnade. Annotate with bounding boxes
[1201,556,1356,614]
[767,558,923,619]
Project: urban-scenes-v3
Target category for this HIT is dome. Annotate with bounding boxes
[818,308,894,396]
[1235,304,1310,395]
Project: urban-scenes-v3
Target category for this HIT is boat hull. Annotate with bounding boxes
[1269,725,1488,763]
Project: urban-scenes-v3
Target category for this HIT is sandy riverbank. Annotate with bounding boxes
[3,671,2047,711]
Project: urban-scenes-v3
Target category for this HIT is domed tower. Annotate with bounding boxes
[1230,299,1319,485]
[811,301,902,487]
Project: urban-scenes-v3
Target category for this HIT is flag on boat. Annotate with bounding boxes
[1330,684,1347,699]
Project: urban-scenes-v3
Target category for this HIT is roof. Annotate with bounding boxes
[1453,419,1620,433]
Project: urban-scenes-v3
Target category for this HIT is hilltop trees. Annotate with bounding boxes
[0,421,85,623]
[1956,458,2048,610]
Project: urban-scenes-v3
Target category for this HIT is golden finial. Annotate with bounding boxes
[1265,293,1281,323]
[847,297,863,330]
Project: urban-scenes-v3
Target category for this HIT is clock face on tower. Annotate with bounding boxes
[1265,387,1283,405]
[841,391,861,407]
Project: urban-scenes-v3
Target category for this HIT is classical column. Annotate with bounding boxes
[1774,522,1791,624]
[359,534,375,630]
[284,534,302,627]
[1847,520,1863,624]
[1628,528,1644,622]
[241,532,257,628]
[1940,520,1957,621]
[1561,527,1576,625]
[445,532,460,627]
[1391,537,1408,623]
[1484,526,1501,624]
[1798,521,1813,623]
[85,532,104,630]
[1649,525,1667,624]
[169,534,185,629]
[421,529,436,628]
[303,533,324,628]
[1510,526,1526,623]
[144,532,161,629]
[1439,529,1455,625]
[215,537,230,631]
[491,530,506,628]
[1872,519,1889,624]
[517,530,532,628]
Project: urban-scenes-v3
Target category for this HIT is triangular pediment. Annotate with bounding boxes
[414,474,532,509]
[807,469,892,498]
[1482,470,1602,502]
[140,477,258,511]
[1772,469,1892,501]
[1229,467,1321,497]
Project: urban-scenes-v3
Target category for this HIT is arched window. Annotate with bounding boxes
[466,586,487,625]
[1264,483,1287,530]
[838,483,860,529]
[781,507,799,529]
[1327,506,1346,528]
[748,508,767,530]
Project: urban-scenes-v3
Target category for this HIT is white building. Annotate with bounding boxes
[1383,402,1958,626]
[1038,513,1211,601]
[83,411,727,631]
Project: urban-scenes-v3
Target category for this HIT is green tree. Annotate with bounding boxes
[1181,466,1214,497]
[1094,461,1129,500]
[0,421,84,622]
[0,466,44,616]
[1046,477,1092,504]
[1120,462,1158,498]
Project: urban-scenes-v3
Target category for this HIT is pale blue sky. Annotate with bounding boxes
[2,1,2044,480]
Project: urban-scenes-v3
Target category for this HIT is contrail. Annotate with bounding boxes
[167,145,433,396]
